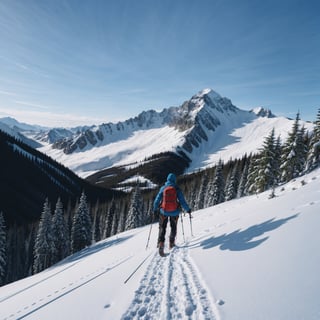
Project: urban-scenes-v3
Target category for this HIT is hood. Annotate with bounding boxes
[166,173,177,184]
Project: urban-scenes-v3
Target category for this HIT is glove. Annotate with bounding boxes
[187,209,191,214]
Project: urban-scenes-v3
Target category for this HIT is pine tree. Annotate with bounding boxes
[33,198,53,273]
[51,198,69,264]
[0,212,6,285]
[187,178,199,211]
[104,199,116,238]
[117,199,128,234]
[297,125,308,172]
[281,113,307,182]
[92,210,101,243]
[207,160,225,206]
[245,155,260,195]
[306,108,320,171]
[92,200,103,243]
[225,161,240,201]
[274,136,282,182]
[238,155,251,197]
[71,192,92,253]
[125,186,144,231]
[196,172,209,210]
[111,211,120,236]
[254,128,279,192]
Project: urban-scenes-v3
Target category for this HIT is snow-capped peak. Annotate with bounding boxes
[251,107,276,118]
[195,88,222,100]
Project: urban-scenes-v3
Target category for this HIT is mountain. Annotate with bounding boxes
[250,107,276,118]
[32,126,95,144]
[1,167,319,319]
[35,89,313,186]
[0,116,48,132]
[0,129,117,225]
[0,119,42,149]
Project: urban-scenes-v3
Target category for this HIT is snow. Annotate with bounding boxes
[1,168,320,320]
[186,115,312,172]
[118,175,158,189]
[195,88,222,101]
[39,126,186,178]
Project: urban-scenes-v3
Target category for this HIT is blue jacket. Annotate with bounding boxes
[153,173,190,217]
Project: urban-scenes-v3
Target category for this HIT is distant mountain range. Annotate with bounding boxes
[0,89,314,189]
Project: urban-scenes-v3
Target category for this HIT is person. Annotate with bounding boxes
[153,173,191,255]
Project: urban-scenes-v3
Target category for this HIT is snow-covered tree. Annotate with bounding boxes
[187,178,199,212]
[281,113,307,182]
[206,160,225,206]
[254,128,279,192]
[51,198,69,264]
[92,200,104,243]
[274,136,282,177]
[245,155,260,195]
[33,198,53,273]
[306,108,320,171]
[125,186,144,231]
[92,210,101,243]
[71,192,92,253]
[196,172,209,210]
[225,161,240,201]
[111,210,120,236]
[0,212,6,285]
[237,155,251,197]
[104,199,116,238]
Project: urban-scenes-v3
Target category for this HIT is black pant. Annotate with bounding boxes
[158,214,178,244]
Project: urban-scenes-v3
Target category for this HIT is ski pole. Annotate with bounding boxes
[188,212,194,237]
[145,212,155,250]
[124,252,153,284]
[180,213,185,242]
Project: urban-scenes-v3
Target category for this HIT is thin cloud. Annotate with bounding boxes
[0,90,16,96]
[14,100,51,110]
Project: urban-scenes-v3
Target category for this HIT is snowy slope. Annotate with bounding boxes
[0,117,47,132]
[1,168,320,320]
[37,89,314,178]
[40,125,187,178]
[0,122,42,149]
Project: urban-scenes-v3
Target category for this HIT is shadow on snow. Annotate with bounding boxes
[196,214,299,251]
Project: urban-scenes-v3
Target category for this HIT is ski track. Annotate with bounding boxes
[0,260,81,303]
[1,255,132,320]
[122,245,218,320]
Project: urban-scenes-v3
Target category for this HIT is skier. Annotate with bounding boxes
[153,173,191,256]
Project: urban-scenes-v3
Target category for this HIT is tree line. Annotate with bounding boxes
[1,109,320,286]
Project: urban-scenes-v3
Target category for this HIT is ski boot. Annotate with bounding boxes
[158,241,165,257]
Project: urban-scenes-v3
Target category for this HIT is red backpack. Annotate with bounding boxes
[161,186,178,212]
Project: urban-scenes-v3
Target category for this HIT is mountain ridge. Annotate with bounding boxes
[47,89,240,155]
[1,89,314,185]
[36,89,312,182]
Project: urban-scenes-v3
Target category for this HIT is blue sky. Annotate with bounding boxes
[0,0,319,127]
